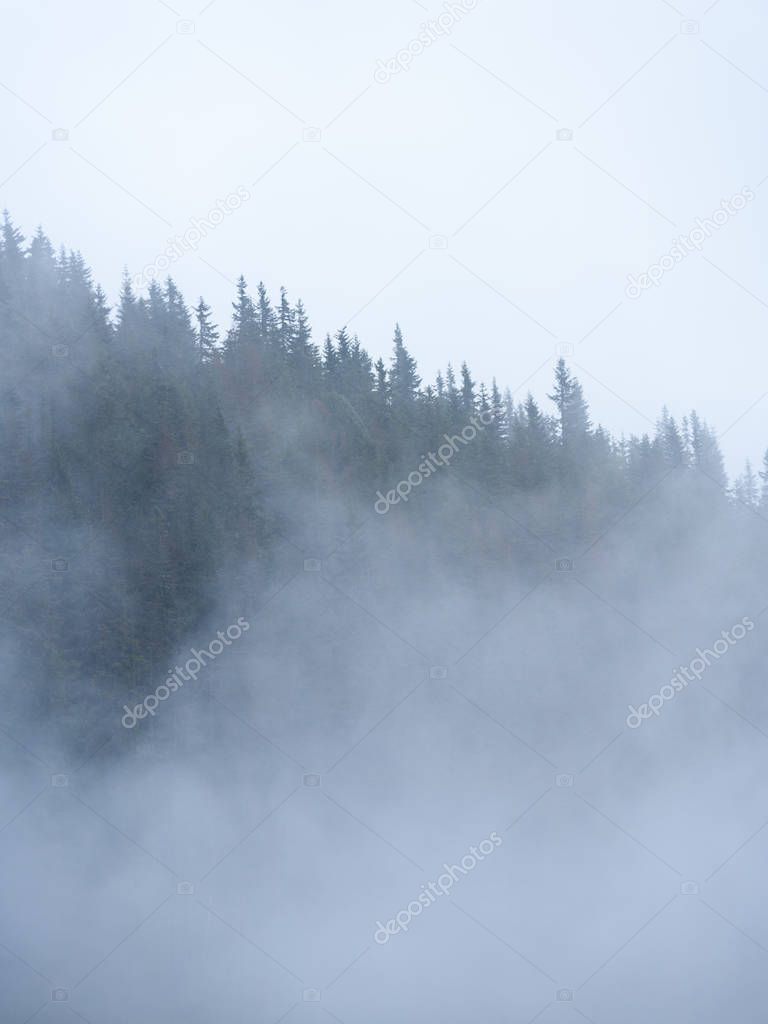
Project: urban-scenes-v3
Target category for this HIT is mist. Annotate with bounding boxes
[0,216,766,1023]
[3,2,768,1020]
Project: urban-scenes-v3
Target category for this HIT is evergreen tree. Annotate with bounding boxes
[194,297,219,362]
[389,324,420,408]
[277,286,294,351]
[322,334,337,384]
[512,393,553,488]
[549,358,591,448]
[460,362,476,417]
[286,298,317,390]
[656,407,686,467]
[374,357,389,405]
[256,281,277,345]
[732,460,759,508]
[226,275,258,354]
[0,210,25,285]
[688,410,727,488]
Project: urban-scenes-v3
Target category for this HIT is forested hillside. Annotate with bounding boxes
[0,214,763,705]
[3,215,768,1024]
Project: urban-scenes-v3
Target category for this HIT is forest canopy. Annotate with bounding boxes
[0,214,763,701]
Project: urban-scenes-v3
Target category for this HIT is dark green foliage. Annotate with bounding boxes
[0,216,744,695]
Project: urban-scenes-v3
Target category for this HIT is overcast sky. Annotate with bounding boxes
[3,0,767,474]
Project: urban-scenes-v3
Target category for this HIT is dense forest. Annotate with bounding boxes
[0,213,764,709]
[3,217,768,1024]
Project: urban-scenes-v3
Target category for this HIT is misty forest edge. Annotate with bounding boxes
[0,213,763,711]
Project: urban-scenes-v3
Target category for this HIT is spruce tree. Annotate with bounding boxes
[226,275,258,354]
[389,324,421,408]
[460,362,476,417]
[549,359,591,449]
[194,297,219,362]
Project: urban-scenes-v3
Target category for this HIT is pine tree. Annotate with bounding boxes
[322,334,337,384]
[194,297,219,362]
[460,362,475,417]
[374,357,388,405]
[164,278,196,355]
[688,410,727,488]
[277,286,294,352]
[389,324,420,408]
[490,379,505,437]
[335,326,352,369]
[286,298,317,390]
[733,460,759,508]
[226,275,258,353]
[512,393,553,487]
[256,281,277,345]
[656,407,685,467]
[549,359,591,448]
[0,211,25,284]
[116,270,144,337]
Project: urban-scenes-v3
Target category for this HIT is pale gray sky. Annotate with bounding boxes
[3,0,767,473]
